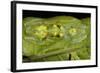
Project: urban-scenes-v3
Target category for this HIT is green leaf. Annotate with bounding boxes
[22,16,91,62]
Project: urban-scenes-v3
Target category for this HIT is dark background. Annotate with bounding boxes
[23,10,90,19]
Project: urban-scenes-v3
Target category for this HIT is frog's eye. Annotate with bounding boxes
[69,28,77,36]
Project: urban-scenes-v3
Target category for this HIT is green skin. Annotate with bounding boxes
[22,16,90,62]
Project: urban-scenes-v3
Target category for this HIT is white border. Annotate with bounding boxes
[16,4,96,70]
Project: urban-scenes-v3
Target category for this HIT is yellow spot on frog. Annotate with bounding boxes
[36,25,47,31]
[52,25,59,36]
[59,33,64,37]
[59,26,64,37]
[53,25,57,28]
[35,25,47,39]
[69,28,77,36]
